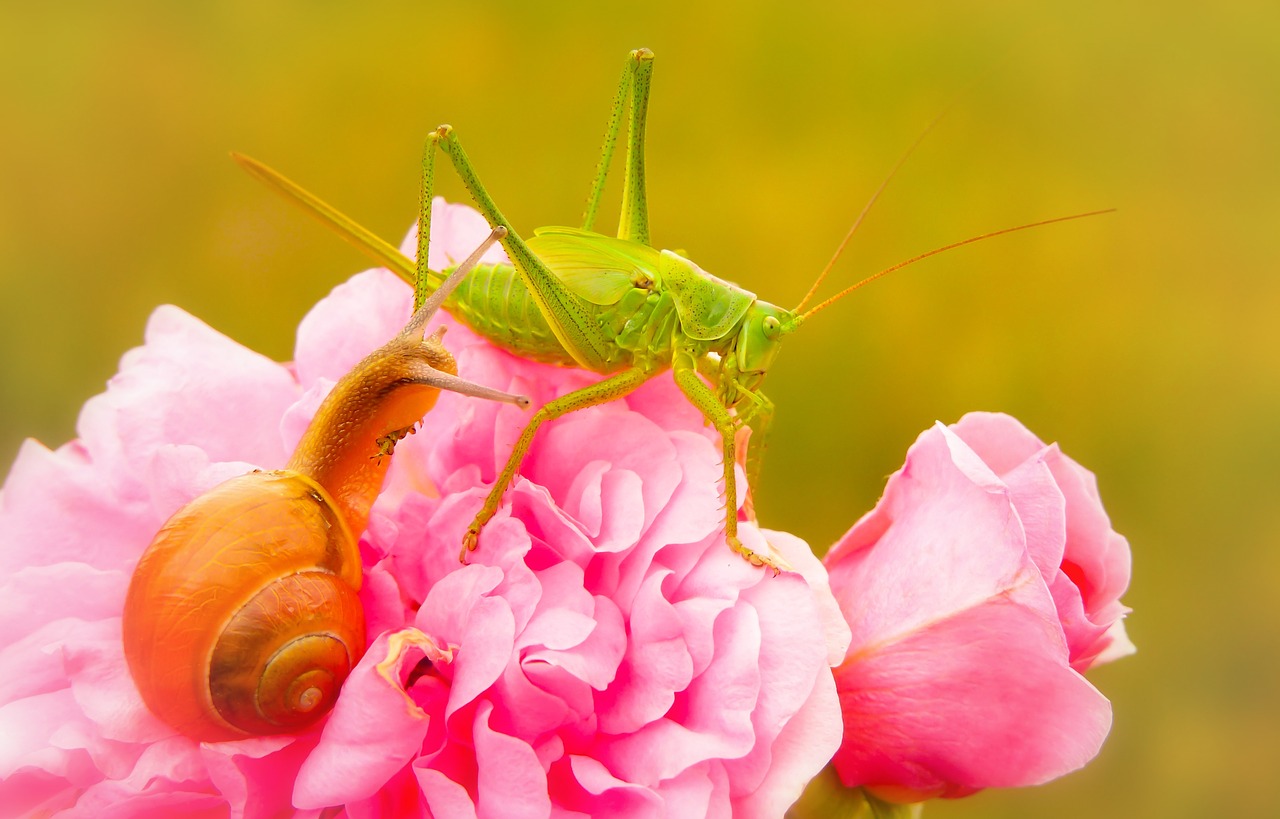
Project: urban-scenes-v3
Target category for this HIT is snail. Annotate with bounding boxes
[123,226,525,742]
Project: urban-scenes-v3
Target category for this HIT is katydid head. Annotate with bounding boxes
[733,300,799,390]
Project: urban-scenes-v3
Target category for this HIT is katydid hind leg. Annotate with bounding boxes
[672,360,789,574]
[430,126,614,371]
[582,53,634,232]
[461,367,653,562]
[581,48,655,246]
[616,49,654,247]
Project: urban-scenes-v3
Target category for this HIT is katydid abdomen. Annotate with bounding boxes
[446,259,686,375]
[444,261,569,366]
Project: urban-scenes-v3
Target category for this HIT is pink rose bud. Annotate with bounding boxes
[824,412,1133,801]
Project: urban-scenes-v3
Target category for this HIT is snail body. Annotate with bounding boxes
[123,227,523,741]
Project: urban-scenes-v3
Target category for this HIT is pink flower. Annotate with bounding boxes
[0,199,850,817]
[823,413,1133,801]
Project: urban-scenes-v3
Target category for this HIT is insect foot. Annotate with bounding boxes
[461,518,485,562]
[729,534,792,577]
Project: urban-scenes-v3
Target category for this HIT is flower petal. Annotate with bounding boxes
[833,596,1112,796]
[474,700,551,819]
[294,629,451,809]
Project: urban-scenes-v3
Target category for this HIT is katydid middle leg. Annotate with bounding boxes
[460,367,654,561]
[413,131,441,310]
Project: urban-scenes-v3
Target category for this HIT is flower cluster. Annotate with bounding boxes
[0,200,1132,817]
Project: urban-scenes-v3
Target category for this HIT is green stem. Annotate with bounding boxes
[788,765,924,819]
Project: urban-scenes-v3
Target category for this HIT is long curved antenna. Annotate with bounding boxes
[793,110,949,314]
[795,209,1116,325]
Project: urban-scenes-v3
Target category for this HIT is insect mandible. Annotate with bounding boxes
[235,48,1109,573]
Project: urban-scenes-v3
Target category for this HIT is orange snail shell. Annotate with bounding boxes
[122,471,365,742]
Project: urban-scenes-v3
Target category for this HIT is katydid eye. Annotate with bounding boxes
[763,316,781,338]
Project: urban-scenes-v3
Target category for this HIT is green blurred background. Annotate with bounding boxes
[2,2,1275,816]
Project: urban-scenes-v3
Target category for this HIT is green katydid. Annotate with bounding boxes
[233,48,1110,573]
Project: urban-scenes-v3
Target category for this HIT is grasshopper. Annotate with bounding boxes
[235,49,1108,573]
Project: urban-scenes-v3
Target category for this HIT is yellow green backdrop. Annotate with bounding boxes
[2,2,1275,816]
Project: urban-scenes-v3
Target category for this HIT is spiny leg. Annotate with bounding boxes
[430,125,613,371]
[462,367,653,561]
[581,48,655,246]
[694,354,774,522]
[414,134,441,310]
[582,52,634,232]
[616,49,654,246]
[741,391,775,523]
[672,354,787,574]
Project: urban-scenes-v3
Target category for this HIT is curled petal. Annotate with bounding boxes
[294,629,452,809]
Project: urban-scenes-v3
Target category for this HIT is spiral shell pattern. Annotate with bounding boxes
[123,471,365,742]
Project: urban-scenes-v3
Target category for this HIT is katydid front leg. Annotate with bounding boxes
[695,354,775,522]
[673,350,790,574]
[461,367,653,561]
[741,392,776,523]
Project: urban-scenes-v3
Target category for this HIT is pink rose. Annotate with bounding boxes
[0,200,850,817]
[823,413,1133,801]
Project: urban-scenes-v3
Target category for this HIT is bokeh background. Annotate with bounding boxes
[2,2,1275,816]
